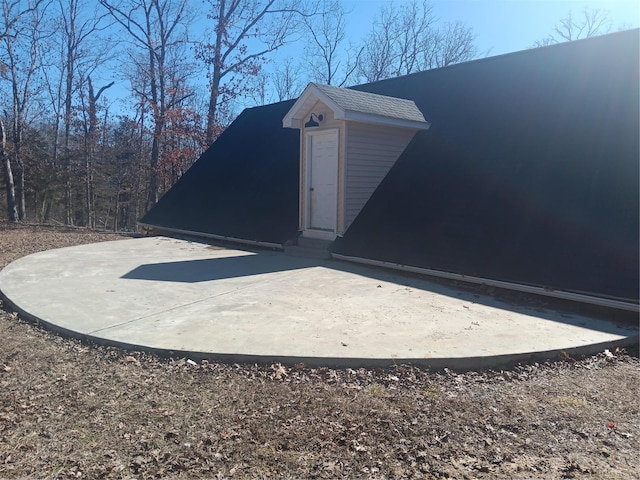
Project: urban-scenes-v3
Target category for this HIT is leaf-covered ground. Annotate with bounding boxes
[0,222,638,479]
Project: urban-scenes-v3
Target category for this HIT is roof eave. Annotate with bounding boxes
[282,83,345,128]
[340,110,430,130]
[284,117,302,129]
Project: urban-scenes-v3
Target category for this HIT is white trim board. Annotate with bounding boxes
[137,223,284,250]
[331,253,640,313]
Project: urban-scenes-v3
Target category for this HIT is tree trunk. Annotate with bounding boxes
[14,162,25,220]
[0,118,19,221]
[11,110,26,220]
[205,0,225,145]
[206,74,221,145]
[134,109,144,229]
[85,81,93,228]
[85,155,93,227]
[64,27,75,225]
[84,78,114,227]
[114,180,120,232]
[146,25,161,211]
[147,124,161,209]
[39,192,48,222]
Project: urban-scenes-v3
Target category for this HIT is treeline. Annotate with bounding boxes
[0,0,482,229]
[0,111,203,230]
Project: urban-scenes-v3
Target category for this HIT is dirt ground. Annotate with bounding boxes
[0,222,638,479]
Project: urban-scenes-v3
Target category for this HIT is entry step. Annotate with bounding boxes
[283,237,333,259]
[283,245,332,260]
[296,237,333,250]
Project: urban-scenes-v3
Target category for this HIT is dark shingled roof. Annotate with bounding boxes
[142,29,639,302]
[333,29,639,302]
[140,100,300,245]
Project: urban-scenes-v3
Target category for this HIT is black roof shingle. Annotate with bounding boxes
[334,30,639,302]
[142,29,639,302]
[140,100,300,245]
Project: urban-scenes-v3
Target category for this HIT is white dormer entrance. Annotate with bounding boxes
[283,83,430,241]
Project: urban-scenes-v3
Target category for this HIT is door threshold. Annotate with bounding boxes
[302,229,337,241]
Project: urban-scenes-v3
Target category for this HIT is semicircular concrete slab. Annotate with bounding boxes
[0,236,636,369]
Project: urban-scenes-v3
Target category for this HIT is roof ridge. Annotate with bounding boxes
[351,28,640,91]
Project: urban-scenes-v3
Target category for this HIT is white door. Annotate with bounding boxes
[307,130,338,232]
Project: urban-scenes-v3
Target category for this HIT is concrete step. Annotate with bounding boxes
[297,237,333,250]
[283,245,332,260]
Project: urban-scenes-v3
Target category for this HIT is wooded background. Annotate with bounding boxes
[0,0,614,230]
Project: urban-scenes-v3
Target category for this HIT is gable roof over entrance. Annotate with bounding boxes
[283,82,430,130]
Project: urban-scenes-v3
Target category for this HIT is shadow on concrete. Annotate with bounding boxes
[121,253,321,283]
[326,259,639,336]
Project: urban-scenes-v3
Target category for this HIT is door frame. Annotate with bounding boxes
[304,128,339,240]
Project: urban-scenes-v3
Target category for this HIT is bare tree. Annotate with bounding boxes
[99,0,192,208]
[303,0,360,86]
[0,0,39,39]
[198,0,315,144]
[358,0,435,82]
[358,0,476,82]
[78,77,113,227]
[154,54,205,190]
[1,0,47,220]
[427,21,477,68]
[535,7,612,46]
[41,0,112,224]
[272,57,303,101]
[393,0,436,76]
[0,2,19,221]
[357,3,398,83]
[246,72,273,105]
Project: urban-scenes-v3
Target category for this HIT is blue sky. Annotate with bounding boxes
[246,0,639,110]
[343,0,639,56]
[105,0,640,116]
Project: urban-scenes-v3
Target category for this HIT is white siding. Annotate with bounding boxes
[344,122,415,229]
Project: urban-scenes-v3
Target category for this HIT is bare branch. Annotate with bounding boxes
[358,1,477,82]
[303,0,360,86]
[272,57,303,101]
[199,0,317,143]
[535,7,612,46]
[98,0,195,208]
[95,80,115,101]
[0,0,46,41]
[430,21,476,68]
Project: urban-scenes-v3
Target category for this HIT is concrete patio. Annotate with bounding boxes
[0,236,636,369]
